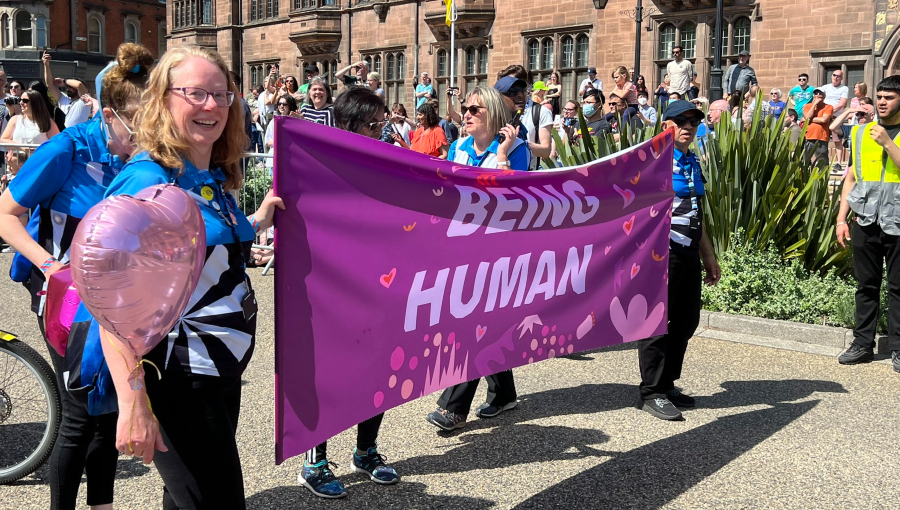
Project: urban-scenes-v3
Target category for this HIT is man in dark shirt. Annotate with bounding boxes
[637,100,721,421]
[580,88,611,137]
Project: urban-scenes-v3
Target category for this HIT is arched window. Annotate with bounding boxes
[125,21,138,44]
[478,46,487,75]
[527,39,539,71]
[374,55,382,76]
[733,17,751,55]
[681,22,696,58]
[88,16,102,53]
[576,35,589,67]
[397,53,405,80]
[1,14,9,48]
[34,15,47,48]
[541,38,554,70]
[561,36,574,68]
[437,49,447,77]
[201,0,213,24]
[15,11,32,47]
[387,53,395,80]
[158,22,167,57]
[465,47,476,75]
[658,24,675,60]
[709,23,728,54]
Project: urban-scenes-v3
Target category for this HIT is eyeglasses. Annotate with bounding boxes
[110,109,136,143]
[672,50,682,55]
[168,87,235,107]
[365,120,386,131]
[672,116,702,127]
[19,98,29,105]
[460,105,486,115]
[503,87,526,97]
[770,92,779,95]
[563,107,575,112]
[798,78,808,81]
[278,102,290,107]
[608,102,620,107]
[833,74,842,78]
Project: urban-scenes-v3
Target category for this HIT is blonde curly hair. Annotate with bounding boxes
[133,45,247,191]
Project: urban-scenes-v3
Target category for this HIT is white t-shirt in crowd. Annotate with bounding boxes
[521,104,553,169]
[58,95,91,127]
[820,84,849,113]
[579,77,604,95]
[666,59,694,95]
[388,121,411,146]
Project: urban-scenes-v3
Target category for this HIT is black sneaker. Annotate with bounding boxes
[838,344,875,365]
[425,408,467,431]
[298,460,347,499]
[892,351,900,373]
[474,401,518,418]
[641,398,683,421]
[351,447,399,485]
[666,389,696,408]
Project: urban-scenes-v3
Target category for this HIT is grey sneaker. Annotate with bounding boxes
[838,344,875,365]
[474,401,518,418]
[425,408,467,431]
[892,351,900,373]
[641,398,683,421]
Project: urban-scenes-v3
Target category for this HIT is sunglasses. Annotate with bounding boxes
[19,98,29,104]
[833,74,842,78]
[278,102,290,106]
[672,51,682,55]
[503,87,526,97]
[608,102,620,107]
[798,78,808,81]
[460,105,485,115]
[673,116,702,127]
[366,120,386,131]
[10,84,21,89]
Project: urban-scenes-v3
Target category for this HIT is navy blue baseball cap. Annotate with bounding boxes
[494,76,527,94]
[662,100,703,121]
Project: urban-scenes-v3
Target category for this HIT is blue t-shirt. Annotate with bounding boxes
[416,84,434,108]
[696,122,709,155]
[9,116,124,312]
[101,152,257,377]
[447,134,531,171]
[789,86,813,116]
[767,100,786,118]
[672,146,705,198]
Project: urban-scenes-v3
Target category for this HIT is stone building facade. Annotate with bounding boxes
[0,1,166,93]
[167,0,885,112]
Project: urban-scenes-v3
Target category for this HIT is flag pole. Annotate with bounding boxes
[448,0,457,90]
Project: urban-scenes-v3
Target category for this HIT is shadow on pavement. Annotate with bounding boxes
[694,379,848,409]
[246,480,494,509]
[115,456,152,480]
[514,400,820,509]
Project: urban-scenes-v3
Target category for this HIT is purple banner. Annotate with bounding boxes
[273,116,675,463]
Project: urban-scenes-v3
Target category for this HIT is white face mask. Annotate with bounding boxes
[638,97,648,106]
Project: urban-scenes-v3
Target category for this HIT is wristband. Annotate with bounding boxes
[496,161,511,167]
[247,215,262,234]
[40,256,58,273]
[837,221,847,226]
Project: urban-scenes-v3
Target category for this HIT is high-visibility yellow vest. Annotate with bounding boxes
[852,123,900,183]
[847,122,900,234]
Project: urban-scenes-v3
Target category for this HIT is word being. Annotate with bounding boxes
[447,181,600,237]
[404,245,593,332]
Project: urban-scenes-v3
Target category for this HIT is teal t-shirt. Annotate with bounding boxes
[789,86,813,116]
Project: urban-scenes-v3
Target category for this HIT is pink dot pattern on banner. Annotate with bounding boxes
[567,345,574,354]
[424,348,430,358]
[542,326,550,336]
[522,351,527,359]
[390,346,405,371]
[401,379,414,399]
[531,339,538,351]
[433,332,442,347]
[443,345,448,353]
[538,348,543,355]
[622,153,629,163]
[456,343,461,350]
[388,375,397,388]
[549,349,556,358]
[552,325,557,332]
[550,335,557,345]
[424,334,429,342]
[448,332,456,344]
[639,150,647,161]
[568,334,573,341]
[543,337,547,345]
[374,391,384,408]
[611,158,617,166]
[528,357,534,364]
[409,356,418,370]
[559,336,566,346]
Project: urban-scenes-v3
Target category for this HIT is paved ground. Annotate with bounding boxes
[2,253,900,509]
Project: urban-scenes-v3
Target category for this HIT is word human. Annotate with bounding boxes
[404,245,593,332]
[447,181,600,237]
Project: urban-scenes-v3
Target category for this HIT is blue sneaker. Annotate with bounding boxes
[298,460,347,499]
[351,447,400,485]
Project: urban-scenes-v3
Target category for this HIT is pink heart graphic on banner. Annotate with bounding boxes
[609,295,665,342]
[623,216,635,235]
[575,166,589,177]
[70,185,206,357]
[604,246,611,255]
[613,184,635,208]
[636,240,646,249]
[476,325,487,341]
[380,268,397,288]
[631,263,641,279]
[650,206,659,217]
[430,215,441,224]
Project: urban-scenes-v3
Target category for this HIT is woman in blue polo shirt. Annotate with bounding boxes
[446,86,531,170]
[0,43,155,510]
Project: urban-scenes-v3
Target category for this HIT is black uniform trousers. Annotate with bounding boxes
[638,249,702,400]
[851,221,900,352]
[437,370,516,417]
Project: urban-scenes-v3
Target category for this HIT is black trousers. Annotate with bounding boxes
[638,250,702,400]
[145,371,246,510]
[851,221,900,352]
[41,320,118,510]
[437,370,517,417]
[305,412,385,465]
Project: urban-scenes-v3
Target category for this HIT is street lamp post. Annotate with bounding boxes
[619,2,657,81]
[709,0,725,101]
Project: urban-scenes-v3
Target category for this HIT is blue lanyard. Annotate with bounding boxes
[680,153,699,213]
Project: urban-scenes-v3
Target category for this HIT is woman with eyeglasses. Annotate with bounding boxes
[282,75,304,103]
[8,80,24,98]
[611,66,638,108]
[767,88,786,118]
[299,76,335,127]
[93,45,283,508]
[299,86,400,501]
[0,43,155,510]
[403,103,449,158]
[0,88,60,147]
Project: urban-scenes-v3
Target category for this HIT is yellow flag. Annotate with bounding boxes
[445,0,453,26]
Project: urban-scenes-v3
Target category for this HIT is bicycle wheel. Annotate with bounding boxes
[0,333,61,484]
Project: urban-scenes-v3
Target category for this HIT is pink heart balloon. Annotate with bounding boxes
[70,184,207,357]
